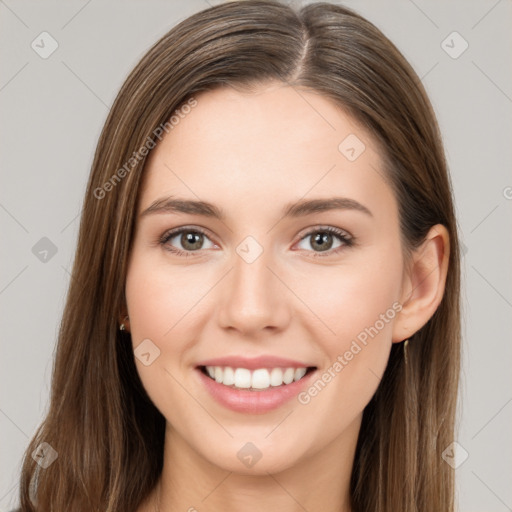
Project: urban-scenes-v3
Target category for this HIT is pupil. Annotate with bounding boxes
[182,232,202,250]
[313,232,332,252]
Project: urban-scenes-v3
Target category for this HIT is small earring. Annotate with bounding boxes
[403,338,409,365]
[119,315,129,332]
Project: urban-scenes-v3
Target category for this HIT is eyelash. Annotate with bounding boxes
[159,225,354,259]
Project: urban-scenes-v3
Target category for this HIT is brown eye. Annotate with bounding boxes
[295,227,353,258]
[160,227,216,256]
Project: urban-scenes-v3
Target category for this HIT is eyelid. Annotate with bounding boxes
[295,224,353,241]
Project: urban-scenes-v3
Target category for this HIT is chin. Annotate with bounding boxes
[197,435,309,476]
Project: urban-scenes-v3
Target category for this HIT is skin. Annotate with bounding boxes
[123,82,449,512]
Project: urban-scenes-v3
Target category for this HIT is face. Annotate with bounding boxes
[125,82,406,475]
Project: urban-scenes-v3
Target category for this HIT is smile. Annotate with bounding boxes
[200,365,315,390]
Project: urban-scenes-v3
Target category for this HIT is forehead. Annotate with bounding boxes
[139,83,396,221]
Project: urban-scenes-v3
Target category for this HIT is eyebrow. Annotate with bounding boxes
[139,196,373,220]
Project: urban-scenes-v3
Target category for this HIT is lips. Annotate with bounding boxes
[196,355,314,370]
[195,355,317,413]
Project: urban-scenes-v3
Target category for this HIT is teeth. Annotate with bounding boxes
[270,368,283,387]
[283,368,295,384]
[294,367,307,381]
[251,369,270,389]
[223,366,235,386]
[204,366,310,390]
[234,368,251,388]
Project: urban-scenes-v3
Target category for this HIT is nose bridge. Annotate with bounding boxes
[217,236,290,334]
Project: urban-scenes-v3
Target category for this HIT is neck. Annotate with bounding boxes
[150,417,360,512]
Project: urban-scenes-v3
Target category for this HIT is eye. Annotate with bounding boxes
[159,227,216,257]
[159,225,354,258]
[295,226,354,258]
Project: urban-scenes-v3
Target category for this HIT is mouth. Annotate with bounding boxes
[198,365,317,391]
[194,355,319,413]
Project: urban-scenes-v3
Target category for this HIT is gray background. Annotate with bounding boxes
[1,1,511,511]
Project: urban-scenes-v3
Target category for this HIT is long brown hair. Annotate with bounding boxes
[17,1,460,511]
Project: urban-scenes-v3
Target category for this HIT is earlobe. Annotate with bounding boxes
[392,224,450,343]
[118,313,130,333]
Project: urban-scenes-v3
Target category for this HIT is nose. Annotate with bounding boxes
[216,244,292,337]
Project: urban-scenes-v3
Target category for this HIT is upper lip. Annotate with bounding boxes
[196,355,316,370]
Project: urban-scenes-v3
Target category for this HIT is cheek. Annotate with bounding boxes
[289,241,403,414]
[300,246,402,414]
[124,254,193,409]
[125,252,208,341]
[296,249,402,346]
[124,253,199,413]
[124,250,219,403]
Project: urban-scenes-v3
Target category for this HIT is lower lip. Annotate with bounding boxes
[196,368,316,414]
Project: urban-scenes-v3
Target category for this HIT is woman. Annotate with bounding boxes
[15,1,461,511]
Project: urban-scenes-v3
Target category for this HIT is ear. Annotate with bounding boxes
[392,224,450,343]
